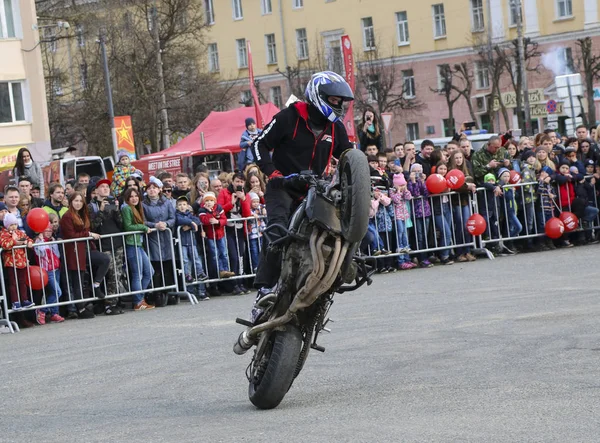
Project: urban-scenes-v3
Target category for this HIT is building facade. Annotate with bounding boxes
[204,0,600,144]
[0,0,51,164]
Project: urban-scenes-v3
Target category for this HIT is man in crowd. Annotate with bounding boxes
[174,173,191,199]
[210,178,223,197]
[4,187,23,228]
[77,173,90,186]
[416,140,435,176]
[89,179,125,315]
[364,143,379,157]
[18,176,44,208]
[402,141,417,172]
[42,183,68,219]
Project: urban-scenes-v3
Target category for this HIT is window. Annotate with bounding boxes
[556,0,572,18]
[367,74,379,102]
[437,64,450,90]
[270,86,283,108]
[402,69,415,98]
[296,28,308,60]
[240,90,252,106]
[80,63,88,89]
[293,0,303,8]
[432,4,446,38]
[0,0,16,39]
[44,28,57,53]
[236,38,248,68]
[265,33,277,64]
[470,0,484,31]
[232,0,243,20]
[52,72,63,96]
[208,43,219,72]
[0,81,26,123]
[396,11,409,45]
[406,123,419,141]
[76,24,85,47]
[323,31,343,74]
[361,17,375,50]
[559,47,575,74]
[475,61,489,89]
[204,0,215,24]
[509,1,520,26]
[442,118,455,137]
[261,0,272,14]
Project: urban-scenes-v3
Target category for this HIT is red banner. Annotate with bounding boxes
[341,35,356,143]
[114,115,136,159]
[247,41,265,129]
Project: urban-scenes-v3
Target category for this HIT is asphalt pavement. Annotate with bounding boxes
[1,246,599,443]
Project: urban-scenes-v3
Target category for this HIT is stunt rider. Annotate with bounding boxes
[249,71,355,324]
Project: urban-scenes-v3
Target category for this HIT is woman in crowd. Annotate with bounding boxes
[14,148,44,198]
[534,146,556,173]
[504,140,521,173]
[59,192,110,319]
[448,152,476,262]
[430,162,454,265]
[245,172,266,203]
[359,108,383,152]
[189,172,210,208]
[577,138,599,165]
[142,180,175,306]
[122,188,155,311]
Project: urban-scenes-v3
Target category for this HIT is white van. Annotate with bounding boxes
[412,131,498,153]
[41,156,107,187]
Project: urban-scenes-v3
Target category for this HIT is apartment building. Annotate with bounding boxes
[0,0,51,164]
[204,0,600,143]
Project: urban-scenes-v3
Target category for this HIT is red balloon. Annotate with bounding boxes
[446,169,465,190]
[545,217,565,239]
[25,266,49,290]
[509,170,521,184]
[466,214,487,236]
[559,211,579,232]
[426,173,448,194]
[27,208,49,233]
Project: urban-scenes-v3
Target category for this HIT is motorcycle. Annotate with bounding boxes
[233,149,374,409]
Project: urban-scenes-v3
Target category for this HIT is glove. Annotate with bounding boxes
[269,173,301,190]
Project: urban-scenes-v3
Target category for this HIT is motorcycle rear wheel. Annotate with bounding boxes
[248,325,303,409]
[338,148,371,243]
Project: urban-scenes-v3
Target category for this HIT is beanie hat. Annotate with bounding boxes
[521,150,535,162]
[3,213,18,228]
[585,158,596,167]
[245,117,256,128]
[497,167,510,179]
[149,176,163,188]
[0,202,7,212]
[202,191,216,202]
[569,166,579,174]
[559,159,570,168]
[565,146,577,153]
[410,163,422,172]
[392,173,406,187]
[541,166,553,175]
[248,192,260,201]
[117,150,129,161]
[484,173,496,183]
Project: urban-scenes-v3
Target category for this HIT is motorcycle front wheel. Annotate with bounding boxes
[338,148,371,243]
[248,324,303,409]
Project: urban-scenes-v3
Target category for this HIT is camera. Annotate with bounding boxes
[236,185,243,192]
[200,182,208,191]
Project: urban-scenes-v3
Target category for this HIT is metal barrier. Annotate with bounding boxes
[0,228,190,333]
[176,214,267,297]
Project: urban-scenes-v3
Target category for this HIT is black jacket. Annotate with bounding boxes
[251,102,352,178]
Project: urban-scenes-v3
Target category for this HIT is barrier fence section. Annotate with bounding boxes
[176,214,267,297]
[0,228,190,333]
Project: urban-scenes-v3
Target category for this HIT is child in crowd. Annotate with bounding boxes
[390,173,415,270]
[430,162,454,265]
[519,151,538,242]
[407,163,433,268]
[110,151,136,197]
[373,184,396,273]
[48,212,60,237]
[247,192,266,273]
[175,196,209,300]
[536,166,557,250]
[367,185,388,256]
[198,192,235,279]
[34,223,65,324]
[497,167,523,240]
[0,213,35,310]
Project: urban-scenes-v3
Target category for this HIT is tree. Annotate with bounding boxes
[37,0,235,157]
[431,64,461,136]
[576,37,600,126]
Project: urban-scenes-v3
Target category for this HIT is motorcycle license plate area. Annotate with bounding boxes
[305,189,342,235]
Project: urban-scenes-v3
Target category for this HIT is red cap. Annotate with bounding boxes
[95,179,111,189]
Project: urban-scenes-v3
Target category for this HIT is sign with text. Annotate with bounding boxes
[492,88,545,111]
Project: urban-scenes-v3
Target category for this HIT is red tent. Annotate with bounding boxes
[140,103,280,161]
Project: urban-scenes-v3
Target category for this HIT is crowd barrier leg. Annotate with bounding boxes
[175,226,199,304]
[0,267,19,333]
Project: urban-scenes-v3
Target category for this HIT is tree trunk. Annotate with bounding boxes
[586,71,596,125]
[578,96,589,127]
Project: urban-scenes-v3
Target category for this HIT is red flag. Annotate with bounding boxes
[247,41,265,129]
[341,35,356,143]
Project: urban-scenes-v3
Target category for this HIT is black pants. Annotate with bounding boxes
[68,250,110,310]
[253,183,295,289]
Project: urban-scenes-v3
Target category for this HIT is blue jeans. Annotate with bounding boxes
[43,269,61,315]
[433,203,453,260]
[582,205,599,222]
[507,211,523,238]
[226,227,245,275]
[415,216,431,261]
[182,244,206,295]
[452,205,472,255]
[367,221,385,252]
[536,209,554,233]
[126,245,154,305]
[249,237,261,272]
[206,237,230,275]
[395,219,410,264]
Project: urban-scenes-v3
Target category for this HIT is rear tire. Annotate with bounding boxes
[338,149,371,243]
[248,325,303,409]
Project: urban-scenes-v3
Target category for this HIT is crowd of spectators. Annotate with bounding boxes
[3,119,600,330]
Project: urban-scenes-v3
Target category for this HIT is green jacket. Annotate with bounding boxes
[122,205,148,247]
[471,147,510,185]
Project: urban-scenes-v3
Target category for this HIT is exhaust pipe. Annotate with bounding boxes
[233,330,254,355]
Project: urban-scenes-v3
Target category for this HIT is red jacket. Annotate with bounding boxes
[217,186,252,234]
[59,211,96,271]
[0,228,32,268]
[558,179,576,208]
[198,204,227,240]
